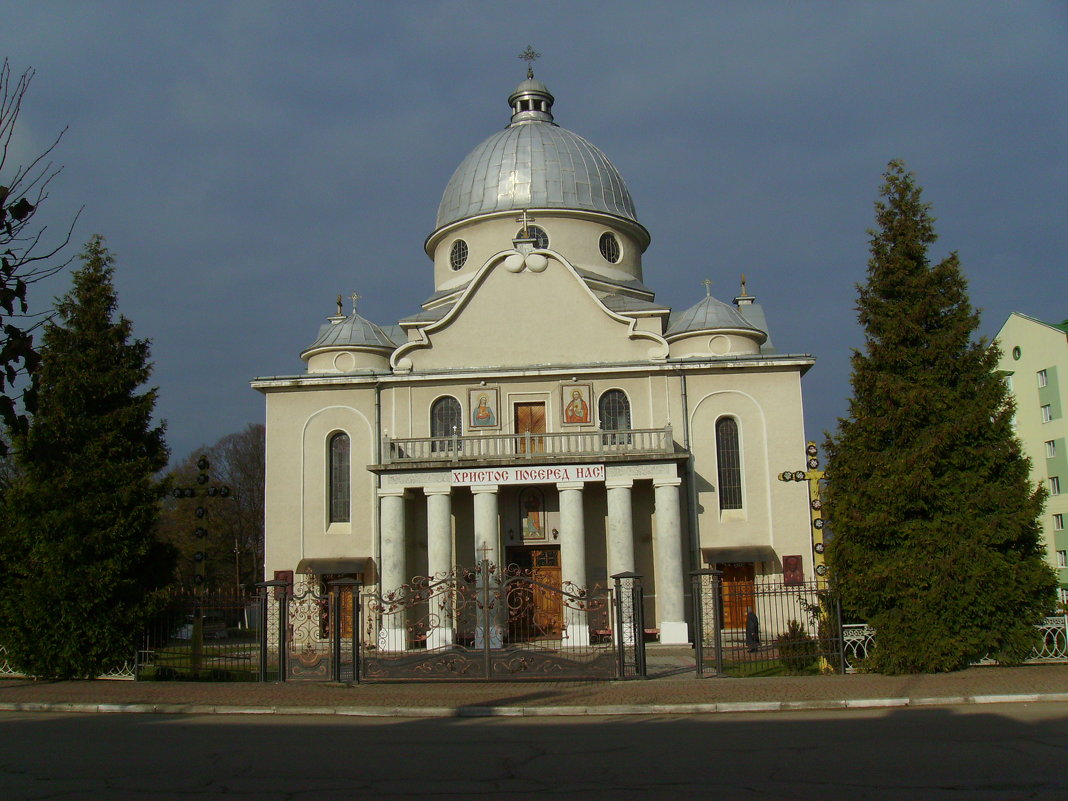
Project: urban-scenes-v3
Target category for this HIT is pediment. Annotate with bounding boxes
[392,252,668,372]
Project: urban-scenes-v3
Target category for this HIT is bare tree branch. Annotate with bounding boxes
[0,59,77,454]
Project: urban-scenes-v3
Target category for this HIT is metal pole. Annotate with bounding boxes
[633,579,647,678]
[331,588,341,682]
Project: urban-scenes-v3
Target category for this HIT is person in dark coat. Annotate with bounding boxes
[745,607,760,653]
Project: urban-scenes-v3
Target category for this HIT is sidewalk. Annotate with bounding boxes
[2,650,1067,718]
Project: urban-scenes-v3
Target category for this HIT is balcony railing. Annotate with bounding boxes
[380,426,676,466]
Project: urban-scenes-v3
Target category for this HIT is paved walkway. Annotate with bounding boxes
[2,648,1067,718]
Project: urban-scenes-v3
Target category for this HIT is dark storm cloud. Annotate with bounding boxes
[4,1,1065,460]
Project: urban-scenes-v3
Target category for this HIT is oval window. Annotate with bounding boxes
[1012,346,1021,361]
[517,225,549,250]
[599,232,621,263]
[450,240,469,271]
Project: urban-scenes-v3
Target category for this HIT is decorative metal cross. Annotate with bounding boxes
[336,294,343,316]
[515,209,535,238]
[777,441,828,585]
[351,291,361,314]
[518,45,541,79]
[740,273,748,296]
[703,278,712,297]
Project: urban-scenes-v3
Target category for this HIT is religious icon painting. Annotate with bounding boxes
[518,486,546,542]
[468,387,499,429]
[782,554,804,586]
[561,383,592,425]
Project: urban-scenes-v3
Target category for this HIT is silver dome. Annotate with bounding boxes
[665,295,766,340]
[434,80,638,231]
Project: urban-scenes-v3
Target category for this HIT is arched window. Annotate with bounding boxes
[598,389,631,445]
[715,417,743,510]
[329,432,350,523]
[431,396,462,452]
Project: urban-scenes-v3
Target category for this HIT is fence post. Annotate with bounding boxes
[612,572,646,679]
[691,569,723,677]
[257,579,290,683]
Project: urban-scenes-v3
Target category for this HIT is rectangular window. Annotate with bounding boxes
[1042,404,1053,423]
[1038,369,1048,388]
[1047,440,1058,459]
[1054,513,1064,531]
[1050,476,1061,495]
[1059,551,1067,569]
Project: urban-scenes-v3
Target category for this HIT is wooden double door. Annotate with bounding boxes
[719,563,755,629]
[514,402,546,454]
[505,546,562,639]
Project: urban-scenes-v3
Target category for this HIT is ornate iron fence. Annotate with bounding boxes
[354,560,641,681]
[842,616,1068,672]
[692,570,845,677]
[0,646,136,680]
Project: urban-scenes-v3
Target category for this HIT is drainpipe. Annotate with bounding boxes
[374,379,382,591]
[677,369,701,573]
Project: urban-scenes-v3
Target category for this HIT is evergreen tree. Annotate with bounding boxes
[824,161,1056,673]
[0,236,174,677]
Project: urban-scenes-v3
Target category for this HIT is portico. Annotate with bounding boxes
[374,458,690,644]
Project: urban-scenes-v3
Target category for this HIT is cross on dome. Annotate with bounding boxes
[518,45,541,79]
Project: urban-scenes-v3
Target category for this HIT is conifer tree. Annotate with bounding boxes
[824,161,1056,673]
[0,236,174,677]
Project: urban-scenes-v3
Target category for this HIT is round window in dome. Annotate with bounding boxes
[449,239,469,271]
[518,225,549,250]
[599,232,621,263]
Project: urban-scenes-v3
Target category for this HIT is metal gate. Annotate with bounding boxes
[258,572,350,682]
[359,561,645,681]
[692,569,845,677]
[259,564,645,682]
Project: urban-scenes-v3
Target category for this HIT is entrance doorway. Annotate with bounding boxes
[505,545,562,638]
[718,562,755,629]
[514,402,546,453]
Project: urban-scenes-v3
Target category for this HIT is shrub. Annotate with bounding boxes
[777,619,818,674]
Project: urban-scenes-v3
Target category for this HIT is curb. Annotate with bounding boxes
[2,692,1066,718]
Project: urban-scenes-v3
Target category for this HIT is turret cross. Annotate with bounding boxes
[518,45,541,79]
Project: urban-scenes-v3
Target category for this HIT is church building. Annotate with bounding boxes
[252,70,817,645]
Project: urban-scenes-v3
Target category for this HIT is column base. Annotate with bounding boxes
[658,620,689,645]
[564,626,590,647]
[425,627,454,650]
[378,625,409,652]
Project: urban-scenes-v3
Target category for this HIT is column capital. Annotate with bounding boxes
[377,487,407,499]
[605,478,634,490]
[653,476,682,488]
[556,481,585,491]
[423,485,452,496]
[470,484,500,495]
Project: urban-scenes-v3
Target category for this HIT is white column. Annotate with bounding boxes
[557,481,589,646]
[471,485,500,566]
[378,488,407,650]
[654,476,688,644]
[606,479,635,576]
[424,486,453,649]
[471,485,502,648]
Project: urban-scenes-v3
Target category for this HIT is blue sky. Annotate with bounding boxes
[5,2,1066,463]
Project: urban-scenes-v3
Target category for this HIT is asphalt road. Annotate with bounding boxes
[3,702,1067,800]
